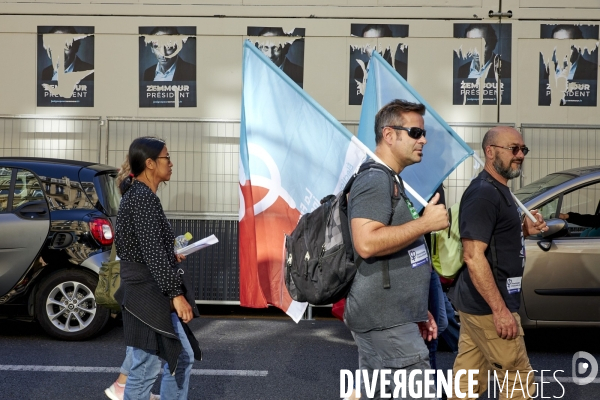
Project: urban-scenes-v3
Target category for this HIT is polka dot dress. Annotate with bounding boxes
[115,180,184,298]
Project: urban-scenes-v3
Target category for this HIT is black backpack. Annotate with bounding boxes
[284,161,401,305]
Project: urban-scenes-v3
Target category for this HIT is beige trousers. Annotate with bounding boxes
[448,311,535,400]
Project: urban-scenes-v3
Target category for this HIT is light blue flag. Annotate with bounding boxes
[358,51,474,211]
[239,40,368,321]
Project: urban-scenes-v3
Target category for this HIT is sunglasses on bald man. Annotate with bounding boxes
[489,145,530,156]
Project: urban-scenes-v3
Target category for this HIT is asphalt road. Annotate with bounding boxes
[0,306,599,400]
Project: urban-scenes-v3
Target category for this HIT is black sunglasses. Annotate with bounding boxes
[387,126,426,139]
[489,145,530,156]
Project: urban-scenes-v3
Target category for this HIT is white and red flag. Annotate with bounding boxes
[239,41,367,321]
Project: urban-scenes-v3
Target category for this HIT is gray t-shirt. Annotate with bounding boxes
[344,167,431,333]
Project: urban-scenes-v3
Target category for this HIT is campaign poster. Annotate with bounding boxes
[453,23,512,105]
[139,26,197,108]
[349,24,409,105]
[539,24,599,107]
[247,27,305,88]
[37,26,94,107]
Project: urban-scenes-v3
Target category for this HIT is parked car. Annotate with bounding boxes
[0,157,120,340]
[514,165,600,328]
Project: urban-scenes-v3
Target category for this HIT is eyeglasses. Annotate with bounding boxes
[386,126,427,140]
[489,145,530,156]
[156,155,171,162]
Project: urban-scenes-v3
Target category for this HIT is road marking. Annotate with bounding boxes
[4,365,598,382]
[191,369,268,376]
[0,365,268,377]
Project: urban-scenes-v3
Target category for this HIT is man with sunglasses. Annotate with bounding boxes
[345,99,449,398]
[448,126,547,400]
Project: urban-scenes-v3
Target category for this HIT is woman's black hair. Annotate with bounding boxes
[119,136,166,194]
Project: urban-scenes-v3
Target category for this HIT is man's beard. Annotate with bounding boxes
[493,154,521,180]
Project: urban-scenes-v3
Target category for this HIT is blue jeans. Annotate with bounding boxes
[427,271,448,371]
[440,293,459,354]
[124,313,194,400]
[120,346,133,376]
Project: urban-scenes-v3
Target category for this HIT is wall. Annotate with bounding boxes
[1,1,600,213]
[0,1,599,124]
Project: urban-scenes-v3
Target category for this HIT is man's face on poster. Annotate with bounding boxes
[361,26,388,57]
[259,41,285,66]
[51,28,80,69]
[362,27,384,38]
[465,26,496,62]
[552,29,581,64]
[150,30,180,69]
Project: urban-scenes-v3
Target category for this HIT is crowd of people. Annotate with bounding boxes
[342,100,548,400]
[107,99,554,400]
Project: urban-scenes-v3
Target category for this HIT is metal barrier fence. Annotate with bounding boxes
[0,115,101,162]
[107,117,240,214]
[1,117,596,215]
[2,116,599,302]
[521,124,600,186]
[168,217,239,304]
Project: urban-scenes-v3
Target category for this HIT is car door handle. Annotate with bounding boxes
[15,200,49,219]
[22,206,47,214]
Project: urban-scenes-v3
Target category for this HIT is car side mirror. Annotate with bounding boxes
[540,218,568,240]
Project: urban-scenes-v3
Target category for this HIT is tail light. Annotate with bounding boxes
[89,217,114,246]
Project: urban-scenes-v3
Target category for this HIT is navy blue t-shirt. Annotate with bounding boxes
[450,170,525,315]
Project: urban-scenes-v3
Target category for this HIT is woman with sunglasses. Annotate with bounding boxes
[114,137,201,400]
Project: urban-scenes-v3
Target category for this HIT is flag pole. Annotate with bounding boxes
[350,136,429,207]
[471,153,536,223]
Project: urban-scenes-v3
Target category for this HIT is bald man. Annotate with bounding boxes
[448,126,547,400]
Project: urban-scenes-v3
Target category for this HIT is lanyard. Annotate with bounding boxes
[405,198,419,220]
[395,175,419,220]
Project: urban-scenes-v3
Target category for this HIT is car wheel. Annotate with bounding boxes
[35,269,110,340]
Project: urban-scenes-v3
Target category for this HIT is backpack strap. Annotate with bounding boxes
[382,173,402,289]
[109,242,117,263]
[452,176,511,285]
[478,176,512,281]
[345,160,400,289]
[340,160,404,289]
[447,207,453,239]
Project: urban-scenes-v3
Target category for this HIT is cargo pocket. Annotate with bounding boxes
[483,326,526,371]
[382,347,430,370]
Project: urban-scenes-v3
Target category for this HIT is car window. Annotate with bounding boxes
[12,169,44,210]
[0,167,13,213]
[560,181,600,219]
[514,173,575,204]
[95,172,121,216]
[538,197,559,221]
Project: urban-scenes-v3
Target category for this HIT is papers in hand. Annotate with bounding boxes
[175,234,219,256]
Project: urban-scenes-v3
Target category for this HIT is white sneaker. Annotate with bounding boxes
[104,382,160,400]
[104,383,123,400]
